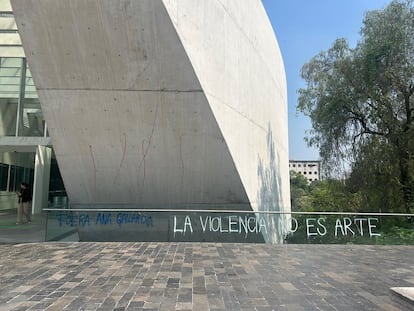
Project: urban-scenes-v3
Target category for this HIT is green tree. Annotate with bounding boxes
[346,138,403,212]
[289,171,311,211]
[298,0,414,213]
[310,179,347,212]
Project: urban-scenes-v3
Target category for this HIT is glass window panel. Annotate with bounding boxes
[24,85,38,97]
[19,98,44,136]
[8,165,15,191]
[0,57,43,136]
[0,97,17,135]
[0,57,21,67]
[0,163,8,191]
[0,67,21,77]
[0,76,19,84]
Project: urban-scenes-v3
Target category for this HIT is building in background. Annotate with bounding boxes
[2,0,290,243]
[289,160,321,183]
[0,0,60,213]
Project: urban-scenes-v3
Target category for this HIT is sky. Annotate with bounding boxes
[261,0,392,160]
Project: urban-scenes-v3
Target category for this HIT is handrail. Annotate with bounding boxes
[42,208,414,217]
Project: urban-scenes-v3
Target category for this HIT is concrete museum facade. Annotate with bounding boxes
[2,0,290,243]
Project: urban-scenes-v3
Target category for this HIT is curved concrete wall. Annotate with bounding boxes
[11,0,290,243]
[163,1,290,242]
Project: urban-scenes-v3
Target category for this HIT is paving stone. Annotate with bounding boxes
[126,301,144,309]
[0,243,413,310]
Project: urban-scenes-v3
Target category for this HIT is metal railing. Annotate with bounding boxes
[42,206,414,244]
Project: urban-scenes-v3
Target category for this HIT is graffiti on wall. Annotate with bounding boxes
[53,212,382,240]
[56,212,153,228]
[173,215,267,237]
[172,215,381,239]
[295,217,381,238]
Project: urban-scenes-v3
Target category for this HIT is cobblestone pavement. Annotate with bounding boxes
[0,243,413,311]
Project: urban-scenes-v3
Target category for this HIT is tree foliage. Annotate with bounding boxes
[290,172,361,213]
[298,0,414,213]
[289,171,310,211]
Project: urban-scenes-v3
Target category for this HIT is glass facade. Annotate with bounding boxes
[0,56,66,210]
[0,149,34,188]
[0,57,45,137]
[0,3,65,217]
[0,57,37,208]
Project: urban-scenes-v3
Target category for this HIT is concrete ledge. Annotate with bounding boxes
[390,287,414,305]
[0,136,52,152]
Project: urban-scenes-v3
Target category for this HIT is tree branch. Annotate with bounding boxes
[345,109,388,137]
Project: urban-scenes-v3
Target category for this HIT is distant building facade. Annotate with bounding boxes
[289,160,321,183]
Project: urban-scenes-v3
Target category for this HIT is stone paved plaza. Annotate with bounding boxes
[0,243,413,311]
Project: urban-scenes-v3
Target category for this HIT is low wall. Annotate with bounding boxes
[0,192,17,210]
[46,210,268,243]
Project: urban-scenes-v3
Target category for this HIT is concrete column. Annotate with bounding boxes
[32,145,51,214]
[15,58,26,136]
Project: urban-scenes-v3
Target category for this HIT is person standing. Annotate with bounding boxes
[16,182,32,224]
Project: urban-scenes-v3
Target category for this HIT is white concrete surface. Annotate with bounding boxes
[32,145,51,214]
[0,136,51,152]
[12,0,290,242]
[390,287,414,303]
[163,0,290,242]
